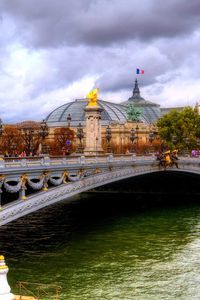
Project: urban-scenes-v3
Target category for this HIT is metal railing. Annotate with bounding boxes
[16,281,61,300]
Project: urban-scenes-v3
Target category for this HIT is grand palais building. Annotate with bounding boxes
[45,79,184,151]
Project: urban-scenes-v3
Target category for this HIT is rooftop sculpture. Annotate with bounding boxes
[86,88,99,107]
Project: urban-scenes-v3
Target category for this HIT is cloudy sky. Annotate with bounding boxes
[0,0,200,122]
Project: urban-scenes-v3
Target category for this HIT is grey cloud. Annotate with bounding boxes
[0,0,200,122]
[1,0,200,48]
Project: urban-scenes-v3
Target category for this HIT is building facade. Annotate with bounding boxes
[45,80,161,153]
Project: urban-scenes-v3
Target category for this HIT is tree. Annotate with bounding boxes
[157,107,200,150]
[126,104,143,122]
[17,121,40,155]
[0,125,24,155]
[53,128,75,155]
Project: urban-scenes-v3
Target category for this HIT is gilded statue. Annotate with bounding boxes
[86,88,99,107]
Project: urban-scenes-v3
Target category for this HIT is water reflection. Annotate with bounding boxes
[0,193,200,299]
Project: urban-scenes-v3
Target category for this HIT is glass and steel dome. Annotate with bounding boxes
[46,98,149,127]
[121,79,161,123]
[45,81,160,127]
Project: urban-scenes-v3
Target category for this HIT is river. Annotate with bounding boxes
[1,192,200,300]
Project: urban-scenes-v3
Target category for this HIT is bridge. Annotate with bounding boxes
[0,154,199,226]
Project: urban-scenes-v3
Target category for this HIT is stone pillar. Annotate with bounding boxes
[84,106,104,156]
[0,256,14,300]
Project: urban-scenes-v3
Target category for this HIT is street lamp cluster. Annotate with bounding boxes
[105,125,112,153]
[76,123,84,153]
[129,125,139,153]
[148,131,155,144]
[39,120,49,155]
[0,115,154,156]
[4,111,200,156]
[130,128,136,152]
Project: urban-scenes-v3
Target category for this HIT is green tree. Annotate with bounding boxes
[126,104,143,122]
[157,107,200,150]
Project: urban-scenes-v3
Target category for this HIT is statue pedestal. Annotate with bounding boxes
[84,105,104,156]
[0,256,14,300]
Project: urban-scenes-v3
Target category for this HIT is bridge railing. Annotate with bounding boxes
[0,154,196,170]
[0,154,199,214]
[0,154,163,169]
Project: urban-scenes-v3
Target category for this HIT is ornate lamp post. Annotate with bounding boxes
[76,123,84,153]
[105,125,112,153]
[67,114,72,128]
[148,131,155,153]
[135,124,139,147]
[149,131,155,144]
[130,128,136,153]
[39,120,49,155]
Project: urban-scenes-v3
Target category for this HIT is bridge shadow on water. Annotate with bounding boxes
[91,170,200,201]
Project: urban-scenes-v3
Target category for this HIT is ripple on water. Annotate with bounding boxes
[1,197,200,299]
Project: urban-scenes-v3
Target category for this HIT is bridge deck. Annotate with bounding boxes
[0,155,199,226]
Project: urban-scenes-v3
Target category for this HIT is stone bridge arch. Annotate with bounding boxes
[1,158,200,226]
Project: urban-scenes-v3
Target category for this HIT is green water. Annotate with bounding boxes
[1,194,200,299]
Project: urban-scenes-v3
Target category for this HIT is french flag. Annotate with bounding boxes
[136,68,144,74]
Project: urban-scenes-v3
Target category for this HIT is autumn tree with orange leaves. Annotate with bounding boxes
[51,127,76,155]
[17,121,41,155]
[0,125,24,156]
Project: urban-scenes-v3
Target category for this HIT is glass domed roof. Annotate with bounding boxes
[46,98,149,127]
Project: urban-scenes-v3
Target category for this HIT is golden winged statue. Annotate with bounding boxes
[86,88,99,107]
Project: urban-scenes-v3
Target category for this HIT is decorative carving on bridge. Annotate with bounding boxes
[2,156,199,226]
[0,169,73,201]
[4,180,22,194]
[94,168,102,174]
[28,176,44,190]
[62,170,69,184]
[42,171,50,191]
[20,174,28,200]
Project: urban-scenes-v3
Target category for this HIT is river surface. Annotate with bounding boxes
[1,193,200,300]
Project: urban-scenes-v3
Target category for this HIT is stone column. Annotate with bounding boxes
[84,106,104,155]
[0,256,14,300]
